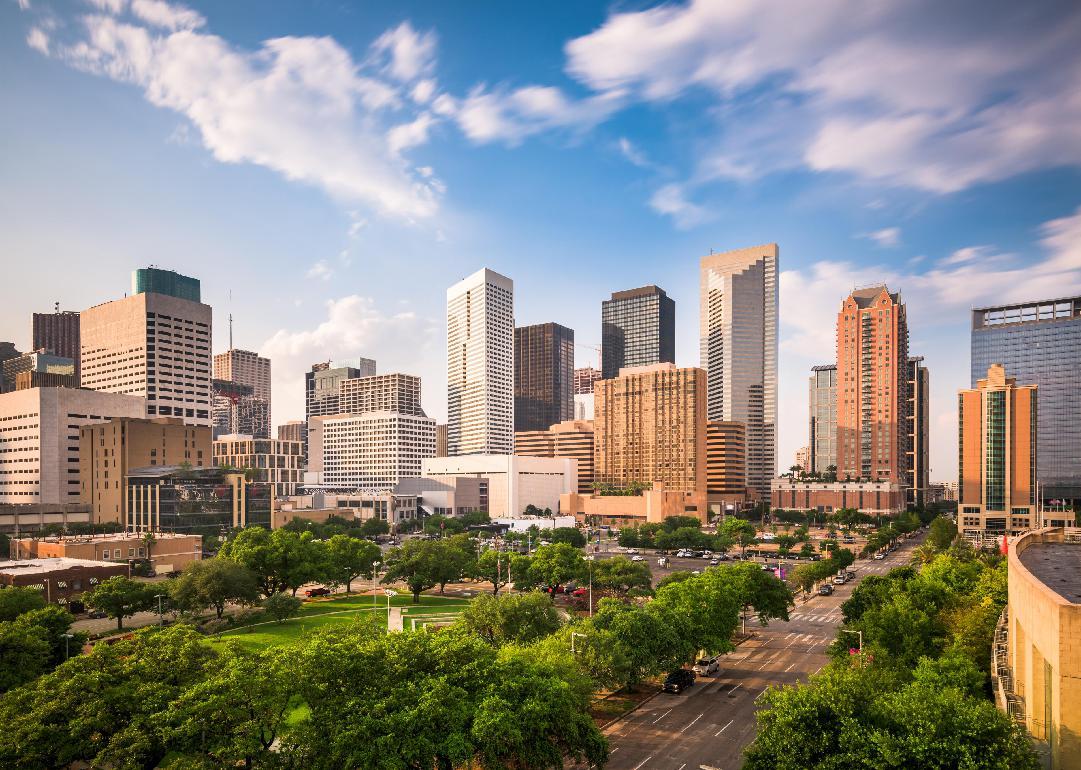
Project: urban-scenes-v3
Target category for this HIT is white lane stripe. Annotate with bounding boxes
[680,713,705,733]
[728,682,743,696]
[714,719,735,736]
[631,756,652,770]
[784,663,794,672]
[652,709,672,724]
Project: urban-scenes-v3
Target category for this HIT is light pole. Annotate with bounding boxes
[571,631,586,654]
[383,588,396,629]
[62,633,74,661]
[840,629,863,666]
[588,556,593,617]
[373,562,381,607]
[155,594,165,626]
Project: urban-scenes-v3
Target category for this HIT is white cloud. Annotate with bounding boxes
[40,12,443,219]
[648,183,712,229]
[387,111,435,155]
[17,0,32,10]
[347,217,367,238]
[617,137,649,167]
[411,78,436,104]
[455,84,624,144]
[1038,205,1081,272]
[370,21,436,83]
[86,0,126,12]
[861,227,901,248]
[26,26,49,54]
[306,260,333,281]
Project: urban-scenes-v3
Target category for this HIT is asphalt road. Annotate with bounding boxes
[598,535,922,770]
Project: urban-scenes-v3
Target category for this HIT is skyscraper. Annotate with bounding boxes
[214,349,271,433]
[81,270,212,426]
[906,357,930,508]
[32,309,81,385]
[446,268,514,455]
[601,286,675,379]
[339,373,424,417]
[574,366,601,395]
[836,285,909,484]
[971,296,1081,502]
[699,244,778,500]
[305,358,376,422]
[514,322,574,432]
[211,379,269,439]
[958,364,1037,538]
[808,364,837,475]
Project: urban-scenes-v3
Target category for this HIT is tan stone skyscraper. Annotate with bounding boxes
[836,285,909,484]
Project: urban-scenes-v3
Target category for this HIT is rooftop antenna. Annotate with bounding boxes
[228,289,233,350]
[54,301,60,313]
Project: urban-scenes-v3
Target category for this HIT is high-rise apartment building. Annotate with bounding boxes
[958,365,1037,537]
[277,420,308,468]
[339,373,424,417]
[435,423,448,457]
[446,268,514,456]
[514,419,595,494]
[601,286,675,379]
[971,296,1081,502]
[81,270,212,426]
[808,364,837,475]
[699,245,777,501]
[514,323,574,433]
[80,417,210,524]
[214,349,271,433]
[594,363,706,501]
[906,357,930,508]
[213,435,304,498]
[836,285,909,485]
[211,379,269,439]
[794,446,810,473]
[0,387,145,505]
[305,358,376,421]
[574,367,601,395]
[33,309,81,385]
[309,412,436,490]
[706,421,747,510]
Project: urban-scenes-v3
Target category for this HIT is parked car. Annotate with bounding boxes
[709,558,720,566]
[693,655,721,676]
[572,587,589,598]
[631,555,646,562]
[874,552,886,560]
[819,584,834,596]
[832,575,846,585]
[663,668,696,693]
[306,587,331,597]
[87,610,107,619]
[626,548,639,555]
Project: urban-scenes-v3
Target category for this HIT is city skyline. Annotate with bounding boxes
[3,1,1081,481]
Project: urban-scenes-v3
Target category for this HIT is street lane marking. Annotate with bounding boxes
[652,708,672,724]
[677,764,686,770]
[680,713,705,733]
[631,756,652,770]
[755,689,769,702]
[727,683,743,696]
[784,663,794,672]
[610,748,620,754]
[714,719,735,736]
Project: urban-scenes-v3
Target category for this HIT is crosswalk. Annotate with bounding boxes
[786,611,841,623]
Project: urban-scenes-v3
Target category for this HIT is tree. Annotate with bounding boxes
[0,622,49,692]
[358,517,390,537]
[323,534,381,593]
[458,592,562,645]
[663,515,702,531]
[928,516,959,551]
[381,539,443,602]
[169,558,261,619]
[84,575,156,630]
[263,593,302,624]
[530,543,585,588]
[589,599,691,689]
[549,526,586,548]
[591,555,653,596]
[719,517,757,557]
[652,570,740,656]
[218,527,326,597]
[13,605,85,667]
[434,534,477,594]
[473,548,528,594]
[0,586,46,621]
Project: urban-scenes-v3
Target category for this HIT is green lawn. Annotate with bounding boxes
[215,594,469,651]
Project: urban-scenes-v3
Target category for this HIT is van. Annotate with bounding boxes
[693,654,721,676]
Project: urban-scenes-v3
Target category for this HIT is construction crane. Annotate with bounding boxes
[575,342,601,369]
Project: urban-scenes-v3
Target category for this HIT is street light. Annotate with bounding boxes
[587,556,593,618]
[62,633,74,661]
[383,588,397,629]
[570,631,587,654]
[154,594,165,626]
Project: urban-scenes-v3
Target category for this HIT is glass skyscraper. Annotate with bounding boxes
[601,285,675,380]
[971,296,1081,502]
[514,322,575,432]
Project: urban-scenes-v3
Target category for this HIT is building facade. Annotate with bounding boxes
[0,558,127,606]
[699,245,778,501]
[132,267,201,302]
[81,276,212,425]
[971,296,1081,503]
[278,420,308,468]
[213,434,304,497]
[339,373,424,416]
[574,393,595,421]
[211,379,270,439]
[80,417,211,525]
[0,387,145,505]
[958,365,1038,538]
[770,479,906,515]
[32,309,81,385]
[514,419,595,494]
[421,455,576,517]
[446,268,514,456]
[2,351,76,393]
[434,423,448,457]
[561,482,706,527]
[13,532,202,574]
[213,349,271,432]
[836,286,909,485]
[309,411,436,491]
[706,421,747,512]
[126,466,272,534]
[601,285,675,380]
[907,356,930,508]
[514,322,574,432]
[305,359,376,421]
[574,367,601,395]
[808,364,837,475]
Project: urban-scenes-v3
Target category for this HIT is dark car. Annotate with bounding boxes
[305,587,331,597]
[663,668,696,694]
[819,584,834,596]
[87,610,107,619]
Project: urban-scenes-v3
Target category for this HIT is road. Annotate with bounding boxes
[598,535,922,770]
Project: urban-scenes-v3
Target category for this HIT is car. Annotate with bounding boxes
[691,569,702,575]
[701,551,713,559]
[874,552,886,560]
[626,548,639,555]
[693,655,721,676]
[709,558,719,566]
[631,555,645,562]
[571,587,589,598]
[819,584,834,596]
[663,668,696,693]
[87,610,108,619]
[717,553,730,561]
[564,582,578,593]
[833,576,846,585]
[305,587,331,597]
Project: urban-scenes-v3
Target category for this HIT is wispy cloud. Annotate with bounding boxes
[306,260,333,281]
[860,227,901,248]
[617,137,649,168]
[649,183,712,229]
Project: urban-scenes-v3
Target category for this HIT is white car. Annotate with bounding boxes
[627,548,640,554]
[631,555,645,562]
[873,552,886,560]
[693,655,721,676]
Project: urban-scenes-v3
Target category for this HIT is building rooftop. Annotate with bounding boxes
[608,285,668,301]
[1019,541,1081,604]
[849,285,901,308]
[0,557,118,575]
[14,532,197,545]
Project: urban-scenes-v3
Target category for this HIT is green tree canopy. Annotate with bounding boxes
[549,526,586,548]
[263,593,302,623]
[458,592,562,646]
[169,558,261,619]
[218,527,326,597]
[590,555,653,596]
[0,622,50,693]
[84,575,157,630]
[529,543,585,588]
[323,534,381,593]
[0,586,47,622]
[472,548,529,594]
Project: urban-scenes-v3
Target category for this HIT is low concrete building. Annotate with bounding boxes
[994,527,1081,767]
[422,455,577,517]
[770,478,905,515]
[560,483,708,527]
[0,557,127,606]
[12,531,202,574]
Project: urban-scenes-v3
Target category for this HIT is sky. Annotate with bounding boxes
[3,0,1081,483]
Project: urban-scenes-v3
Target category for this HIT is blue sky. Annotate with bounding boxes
[3,0,1081,482]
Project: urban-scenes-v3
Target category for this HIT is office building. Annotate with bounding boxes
[309,412,436,491]
[339,373,424,416]
[278,420,308,467]
[81,270,212,425]
[562,482,706,528]
[306,359,376,421]
[808,364,837,475]
[706,421,747,512]
[601,286,675,379]
[446,268,514,455]
[127,466,272,533]
[0,387,144,505]
[514,322,574,432]
[771,479,905,515]
[996,527,1081,767]
[32,308,81,385]
[211,379,269,439]
[699,245,778,501]
[214,349,271,432]
[971,296,1081,502]
[0,558,127,605]
[15,370,77,391]
[213,434,304,497]
[836,285,909,484]
[595,363,707,506]
[0,504,92,537]
[132,267,201,302]
[958,364,1038,538]
[434,423,448,457]
[907,357,930,508]
[0,342,20,369]
[2,351,76,393]
[574,366,601,395]
[13,532,202,574]
[794,446,810,473]
[514,419,595,494]
[422,455,576,517]
[80,417,211,525]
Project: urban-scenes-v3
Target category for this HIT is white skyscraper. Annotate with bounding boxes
[446,268,514,455]
[700,244,778,501]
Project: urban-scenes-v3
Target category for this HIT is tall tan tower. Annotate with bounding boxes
[958,364,1037,538]
[836,285,909,484]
